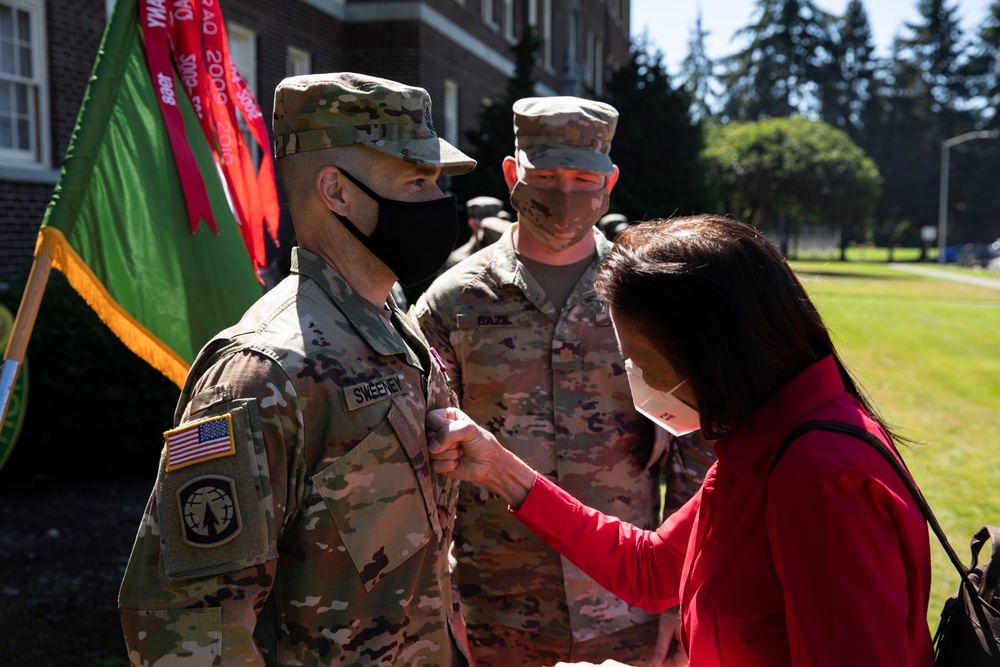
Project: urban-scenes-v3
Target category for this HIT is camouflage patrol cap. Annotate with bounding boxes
[465,196,505,220]
[273,72,476,175]
[477,216,513,246]
[513,96,618,175]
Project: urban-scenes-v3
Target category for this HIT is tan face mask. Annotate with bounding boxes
[510,181,610,251]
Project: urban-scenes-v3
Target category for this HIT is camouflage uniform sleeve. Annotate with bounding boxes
[663,431,716,514]
[413,290,462,404]
[119,350,301,666]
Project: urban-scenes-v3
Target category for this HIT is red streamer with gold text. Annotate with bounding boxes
[138,0,279,274]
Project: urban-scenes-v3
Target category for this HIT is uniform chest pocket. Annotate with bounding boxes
[312,407,434,592]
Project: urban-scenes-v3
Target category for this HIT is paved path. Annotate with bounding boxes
[888,263,1000,291]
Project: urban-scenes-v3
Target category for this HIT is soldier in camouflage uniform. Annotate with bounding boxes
[438,196,506,275]
[414,97,714,666]
[119,72,476,666]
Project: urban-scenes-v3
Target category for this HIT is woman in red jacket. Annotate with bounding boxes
[428,215,935,667]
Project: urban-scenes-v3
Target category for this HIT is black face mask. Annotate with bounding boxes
[332,167,459,286]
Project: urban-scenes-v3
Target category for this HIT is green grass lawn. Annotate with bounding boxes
[791,260,1000,629]
[792,246,929,262]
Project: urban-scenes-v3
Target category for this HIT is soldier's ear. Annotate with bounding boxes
[502,156,518,192]
[317,166,349,216]
[606,165,620,194]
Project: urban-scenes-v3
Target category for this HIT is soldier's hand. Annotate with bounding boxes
[651,607,687,666]
[427,408,537,507]
[427,407,502,481]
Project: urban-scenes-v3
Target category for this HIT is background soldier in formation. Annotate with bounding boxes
[439,195,509,275]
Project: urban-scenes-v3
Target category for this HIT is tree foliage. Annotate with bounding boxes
[455,27,541,206]
[682,0,1000,246]
[703,117,881,233]
[722,0,835,120]
[821,0,877,139]
[601,36,712,221]
[679,12,719,122]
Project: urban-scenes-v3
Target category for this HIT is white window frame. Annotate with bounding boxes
[482,0,498,30]
[585,30,594,87]
[443,79,459,148]
[226,22,258,163]
[0,0,49,169]
[503,0,514,42]
[543,0,553,72]
[286,45,311,77]
[595,39,604,96]
[567,7,580,76]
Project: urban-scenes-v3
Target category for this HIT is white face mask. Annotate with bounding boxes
[624,359,701,436]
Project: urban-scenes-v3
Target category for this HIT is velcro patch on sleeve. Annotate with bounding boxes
[158,401,275,580]
[164,414,236,471]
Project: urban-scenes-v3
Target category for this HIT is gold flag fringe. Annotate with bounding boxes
[35,227,188,388]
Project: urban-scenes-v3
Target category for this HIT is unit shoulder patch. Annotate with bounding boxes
[176,474,243,547]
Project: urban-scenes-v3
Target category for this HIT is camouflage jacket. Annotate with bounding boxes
[414,226,661,642]
[120,248,466,666]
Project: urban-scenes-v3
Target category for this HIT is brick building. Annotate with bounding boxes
[0,0,631,288]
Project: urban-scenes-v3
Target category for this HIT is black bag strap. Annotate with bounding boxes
[769,420,975,589]
[971,526,1000,603]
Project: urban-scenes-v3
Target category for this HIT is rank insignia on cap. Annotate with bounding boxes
[176,474,242,547]
[164,414,236,471]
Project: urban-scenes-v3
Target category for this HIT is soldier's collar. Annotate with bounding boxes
[291,248,415,360]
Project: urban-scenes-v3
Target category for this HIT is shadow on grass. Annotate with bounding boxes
[795,269,907,280]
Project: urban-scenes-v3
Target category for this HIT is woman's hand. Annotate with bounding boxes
[426,407,502,482]
[426,407,537,508]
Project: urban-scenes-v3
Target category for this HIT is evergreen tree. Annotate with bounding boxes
[602,36,712,221]
[878,0,981,243]
[860,41,934,245]
[721,0,835,120]
[456,27,541,206]
[895,0,970,128]
[679,11,718,122]
[965,0,1000,124]
[821,0,877,139]
[955,2,1000,242]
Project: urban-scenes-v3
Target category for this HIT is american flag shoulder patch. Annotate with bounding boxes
[164,413,236,471]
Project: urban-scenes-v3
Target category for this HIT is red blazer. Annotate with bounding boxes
[513,356,935,667]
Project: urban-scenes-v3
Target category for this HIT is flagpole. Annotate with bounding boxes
[0,243,51,429]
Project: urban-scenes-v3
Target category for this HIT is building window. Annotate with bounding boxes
[567,7,580,76]
[503,0,514,41]
[227,22,258,162]
[542,0,552,70]
[0,0,47,168]
[482,0,497,29]
[527,0,537,26]
[585,30,594,88]
[286,46,311,77]
[595,40,604,96]
[443,79,459,148]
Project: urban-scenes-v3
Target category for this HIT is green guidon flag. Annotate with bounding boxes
[36,0,261,388]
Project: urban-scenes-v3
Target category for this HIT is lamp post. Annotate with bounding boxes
[937,130,999,263]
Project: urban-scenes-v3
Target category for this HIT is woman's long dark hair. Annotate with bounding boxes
[596,215,893,440]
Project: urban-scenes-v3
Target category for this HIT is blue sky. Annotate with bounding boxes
[631,0,996,73]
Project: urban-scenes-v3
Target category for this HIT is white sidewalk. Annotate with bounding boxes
[888,263,1000,291]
